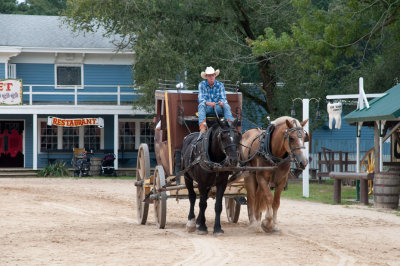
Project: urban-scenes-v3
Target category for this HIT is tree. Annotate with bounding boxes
[0,0,66,15]
[0,0,19,13]
[24,0,67,15]
[63,0,298,120]
[251,0,400,118]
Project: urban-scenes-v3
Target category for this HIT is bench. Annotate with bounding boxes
[329,172,374,205]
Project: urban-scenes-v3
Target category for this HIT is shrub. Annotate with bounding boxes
[38,161,70,177]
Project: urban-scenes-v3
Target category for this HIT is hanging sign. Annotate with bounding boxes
[47,117,104,128]
[0,79,23,105]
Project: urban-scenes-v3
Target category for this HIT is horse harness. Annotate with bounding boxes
[243,123,307,166]
[185,125,238,174]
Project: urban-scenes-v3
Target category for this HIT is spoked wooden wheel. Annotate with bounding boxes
[153,165,167,229]
[136,143,150,225]
[225,197,241,223]
[360,148,374,195]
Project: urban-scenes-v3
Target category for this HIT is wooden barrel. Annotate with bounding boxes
[374,172,400,209]
[90,157,102,176]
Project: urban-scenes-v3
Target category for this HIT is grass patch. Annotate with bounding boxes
[282,182,371,205]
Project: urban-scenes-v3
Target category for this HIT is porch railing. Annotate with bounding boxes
[22,84,137,105]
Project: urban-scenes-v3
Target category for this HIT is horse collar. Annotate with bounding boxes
[259,124,289,164]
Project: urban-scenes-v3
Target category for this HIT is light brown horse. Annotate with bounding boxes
[240,116,309,233]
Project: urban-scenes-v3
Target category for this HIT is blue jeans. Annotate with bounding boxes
[198,102,234,125]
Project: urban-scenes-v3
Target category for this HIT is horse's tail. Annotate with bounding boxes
[257,190,268,213]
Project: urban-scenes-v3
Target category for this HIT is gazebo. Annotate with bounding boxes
[330,83,400,208]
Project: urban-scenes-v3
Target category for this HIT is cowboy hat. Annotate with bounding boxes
[201,66,220,79]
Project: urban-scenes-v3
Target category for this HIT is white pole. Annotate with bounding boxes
[114,114,119,170]
[356,122,362,173]
[33,114,37,170]
[302,98,310,198]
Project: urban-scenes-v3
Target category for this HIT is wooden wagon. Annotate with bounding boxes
[134,86,261,228]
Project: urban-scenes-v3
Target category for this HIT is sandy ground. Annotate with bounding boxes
[0,178,399,266]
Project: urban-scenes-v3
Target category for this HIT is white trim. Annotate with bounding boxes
[12,47,135,54]
[0,105,148,115]
[33,114,37,170]
[9,52,134,65]
[8,63,16,79]
[326,93,385,100]
[114,114,118,170]
[5,61,8,78]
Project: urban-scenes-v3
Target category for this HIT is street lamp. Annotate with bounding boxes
[291,97,321,120]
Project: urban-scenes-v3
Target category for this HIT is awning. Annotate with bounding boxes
[345,84,400,124]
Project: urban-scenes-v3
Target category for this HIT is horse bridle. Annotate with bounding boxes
[217,125,240,165]
[284,126,308,164]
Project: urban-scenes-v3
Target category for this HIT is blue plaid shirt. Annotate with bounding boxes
[198,80,228,105]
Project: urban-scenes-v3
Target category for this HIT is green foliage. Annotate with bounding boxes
[24,0,67,15]
[63,0,299,120]
[38,161,70,177]
[0,0,66,15]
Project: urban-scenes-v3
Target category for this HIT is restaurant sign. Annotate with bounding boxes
[0,79,23,105]
[47,117,104,128]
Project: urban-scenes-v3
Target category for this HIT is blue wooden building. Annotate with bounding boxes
[0,14,154,170]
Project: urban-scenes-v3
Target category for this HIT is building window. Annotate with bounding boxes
[62,127,79,150]
[40,122,58,151]
[119,121,136,152]
[8,64,16,79]
[84,126,101,151]
[140,121,154,151]
[56,65,82,86]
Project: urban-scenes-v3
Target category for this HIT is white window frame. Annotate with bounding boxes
[54,64,84,89]
[8,63,16,79]
[119,118,154,150]
[38,118,104,153]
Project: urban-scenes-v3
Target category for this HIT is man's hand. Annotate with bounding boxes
[206,102,216,108]
[218,101,224,107]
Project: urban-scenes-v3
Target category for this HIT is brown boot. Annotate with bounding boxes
[199,119,207,133]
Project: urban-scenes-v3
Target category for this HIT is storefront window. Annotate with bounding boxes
[62,127,79,150]
[140,121,154,151]
[119,121,135,151]
[40,122,58,152]
[84,126,100,151]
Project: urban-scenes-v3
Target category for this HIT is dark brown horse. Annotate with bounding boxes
[240,116,309,233]
[181,118,241,236]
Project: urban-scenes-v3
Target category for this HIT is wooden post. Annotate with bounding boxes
[374,122,380,172]
[333,178,342,203]
[360,179,369,205]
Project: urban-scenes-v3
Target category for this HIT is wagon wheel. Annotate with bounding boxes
[360,148,374,195]
[153,165,167,229]
[136,143,150,225]
[225,197,241,223]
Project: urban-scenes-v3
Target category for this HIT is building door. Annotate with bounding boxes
[0,121,24,167]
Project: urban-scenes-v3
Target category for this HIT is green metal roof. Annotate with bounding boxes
[344,84,400,124]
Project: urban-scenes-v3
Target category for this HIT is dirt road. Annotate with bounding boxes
[1,178,399,265]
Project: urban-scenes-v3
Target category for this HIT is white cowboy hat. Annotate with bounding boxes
[201,66,220,79]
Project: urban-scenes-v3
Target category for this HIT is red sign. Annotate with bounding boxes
[47,117,104,128]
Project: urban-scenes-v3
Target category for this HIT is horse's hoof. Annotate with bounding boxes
[261,219,274,233]
[213,229,224,237]
[186,219,196,233]
[196,229,208,235]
